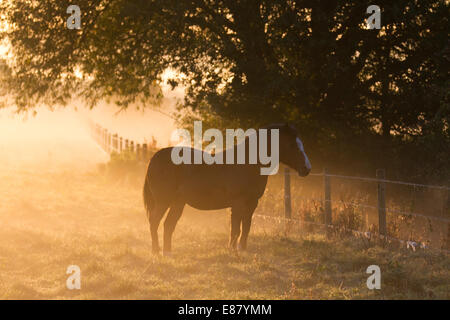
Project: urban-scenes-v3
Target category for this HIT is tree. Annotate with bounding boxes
[0,0,448,180]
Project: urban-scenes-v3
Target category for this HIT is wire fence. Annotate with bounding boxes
[309,173,450,191]
[305,172,450,223]
[252,214,445,253]
[88,121,450,252]
[281,168,450,251]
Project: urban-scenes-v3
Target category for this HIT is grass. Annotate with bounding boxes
[0,164,448,300]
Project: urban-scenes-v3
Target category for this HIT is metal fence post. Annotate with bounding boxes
[377,169,387,236]
[284,168,292,220]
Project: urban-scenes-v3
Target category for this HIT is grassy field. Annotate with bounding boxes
[0,163,448,300]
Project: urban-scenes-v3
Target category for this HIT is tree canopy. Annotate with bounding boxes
[0,0,448,181]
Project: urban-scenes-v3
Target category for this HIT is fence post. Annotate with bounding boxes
[103,129,108,152]
[113,134,118,153]
[365,210,369,231]
[447,222,450,250]
[445,189,450,250]
[284,168,292,220]
[119,137,123,153]
[96,125,101,144]
[136,143,141,160]
[142,143,148,162]
[324,168,332,236]
[130,140,134,154]
[100,128,104,149]
[108,133,112,153]
[377,169,387,236]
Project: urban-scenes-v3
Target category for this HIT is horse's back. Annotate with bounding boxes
[145,147,267,209]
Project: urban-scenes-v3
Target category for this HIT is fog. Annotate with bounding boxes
[0,95,448,299]
[0,87,180,172]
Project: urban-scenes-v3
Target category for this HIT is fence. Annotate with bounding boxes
[88,120,155,162]
[278,168,450,251]
[88,121,450,251]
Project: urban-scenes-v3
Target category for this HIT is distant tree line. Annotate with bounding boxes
[0,0,448,183]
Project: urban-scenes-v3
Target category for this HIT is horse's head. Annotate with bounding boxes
[264,123,311,177]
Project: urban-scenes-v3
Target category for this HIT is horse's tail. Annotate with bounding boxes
[143,172,154,218]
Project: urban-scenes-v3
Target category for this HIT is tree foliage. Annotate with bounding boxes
[0,0,448,181]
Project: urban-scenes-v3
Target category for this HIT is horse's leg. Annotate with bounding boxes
[229,208,242,250]
[230,201,254,250]
[163,202,185,255]
[239,201,258,251]
[149,202,169,254]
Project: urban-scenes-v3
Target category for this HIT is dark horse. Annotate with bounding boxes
[143,124,311,255]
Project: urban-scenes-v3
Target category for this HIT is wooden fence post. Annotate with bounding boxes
[108,133,112,153]
[103,129,108,152]
[130,140,134,154]
[445,189,450,250]
[96,125,101,144]
[111,133,114,153]
[323,168,332,237]
[447,222,450,250]
[100,128,104,149]
[365,210,369,231]
[142,143,148,162]
[125,139,129,151]
[324,168,332,229]
[284,168,292,220]
[113,134,118,153]
[119,137,123,153]
[136,144,141,160]
[377,169,387,236]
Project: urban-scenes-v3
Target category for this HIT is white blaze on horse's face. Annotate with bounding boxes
[296,137,311,171]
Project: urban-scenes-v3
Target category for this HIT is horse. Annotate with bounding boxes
[143,123,311,255]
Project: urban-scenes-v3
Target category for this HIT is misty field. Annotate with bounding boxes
[0,154,448,300]
[1,0,449,302]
